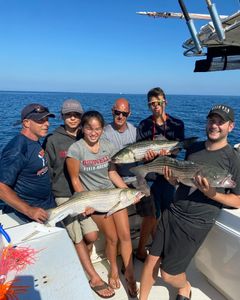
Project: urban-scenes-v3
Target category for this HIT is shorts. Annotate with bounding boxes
[55,197,98,244]
[151,175,175,219]
[149,208,213,275]
[135,195,155,217]
[127,180,155,217]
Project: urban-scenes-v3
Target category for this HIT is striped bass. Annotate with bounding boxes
[47,188,145,226]
[111,137,198,164]
[130,156,236,189]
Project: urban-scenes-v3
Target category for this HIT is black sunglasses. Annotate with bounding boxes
[113,110,129,117]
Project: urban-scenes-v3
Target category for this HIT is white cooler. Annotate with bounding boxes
[0,214,95,300]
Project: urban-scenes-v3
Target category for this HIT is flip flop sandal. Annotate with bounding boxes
[125,278,139,298]
[89,281,115,299]
[176,290,192,300]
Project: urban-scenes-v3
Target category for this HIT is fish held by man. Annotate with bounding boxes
[130,156,236,189]
[47,188,145,226]
[111,137,198,164]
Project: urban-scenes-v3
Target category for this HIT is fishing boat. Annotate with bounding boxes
[1,205,240,300]
[1,1,240,299]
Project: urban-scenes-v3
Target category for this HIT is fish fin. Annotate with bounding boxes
[188,186,197,195]
[47,208,74,227]
[234,143,240,152]
[154,135,168,141]
[106,202,122,216]
[132,176,150,196]
[129,166,147,178]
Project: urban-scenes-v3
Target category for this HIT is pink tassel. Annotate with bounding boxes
[0,245,40,273]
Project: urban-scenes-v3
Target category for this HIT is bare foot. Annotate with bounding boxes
[108,274,121,289]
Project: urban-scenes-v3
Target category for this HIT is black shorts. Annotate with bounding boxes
[127,181,155,217]
[149,209,213,275]
[135,195,155,217]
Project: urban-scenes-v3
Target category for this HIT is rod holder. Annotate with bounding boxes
[205,0,225,41]
[178,0,202,53]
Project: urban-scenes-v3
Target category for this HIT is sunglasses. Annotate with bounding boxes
[113,110,129,117]
[64,112,82,118]
[148,100,166,107]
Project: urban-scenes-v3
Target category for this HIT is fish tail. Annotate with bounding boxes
[46,208,54,220]
[46,207,73,227]
[182,137,198,149]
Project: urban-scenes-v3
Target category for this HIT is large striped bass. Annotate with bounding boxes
[130,156,236,189]
[111,137,198,164]
[47,188,145,226]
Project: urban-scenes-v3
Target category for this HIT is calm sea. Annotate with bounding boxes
[0,91,239,152]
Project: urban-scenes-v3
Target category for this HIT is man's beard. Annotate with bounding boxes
[207,129,224,143]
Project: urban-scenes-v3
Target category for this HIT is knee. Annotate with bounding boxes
[118,231,131,243]
[161,270,174,284]
[84,231,98,244]
[106,235,118,247]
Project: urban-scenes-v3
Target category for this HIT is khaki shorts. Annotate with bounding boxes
[55,197,98,244]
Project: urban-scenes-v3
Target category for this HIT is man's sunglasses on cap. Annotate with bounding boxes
[113,110,129,117]
[24,105,49,119]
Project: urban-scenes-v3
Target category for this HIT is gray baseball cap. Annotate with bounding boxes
[61,99,84,115]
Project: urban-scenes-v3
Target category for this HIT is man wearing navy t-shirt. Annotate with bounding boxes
[0,103,56,223]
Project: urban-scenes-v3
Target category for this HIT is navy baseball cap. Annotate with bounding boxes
[21,103,55,121]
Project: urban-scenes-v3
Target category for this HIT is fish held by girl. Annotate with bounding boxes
[47,188,145,226]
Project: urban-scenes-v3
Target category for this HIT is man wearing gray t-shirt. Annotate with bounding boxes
[102,98,155,262]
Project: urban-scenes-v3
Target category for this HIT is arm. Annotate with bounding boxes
[194,175,240,208]
[108,162,128,188]
[66,157,94,215]
[66,157,85,192]
[43,137,55,181]
[0,182,49,223]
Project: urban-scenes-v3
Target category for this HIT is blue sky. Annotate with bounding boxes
[0,0,239,95]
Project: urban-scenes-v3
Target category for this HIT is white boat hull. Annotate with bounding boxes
[195,208,240,300]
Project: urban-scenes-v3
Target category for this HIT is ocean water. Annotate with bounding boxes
[0,91,239,152]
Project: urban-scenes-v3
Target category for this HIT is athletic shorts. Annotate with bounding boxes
[135,195,156,217]
[127,180,156,217]
[55,197,98,244]
[151,175,175,219]
[149,208,213,275]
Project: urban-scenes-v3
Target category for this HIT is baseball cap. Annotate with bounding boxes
[207,104,234,122]
[21,103,55,121]
[61,99,84,115]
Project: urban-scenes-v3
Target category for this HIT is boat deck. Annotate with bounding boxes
[0,209,235,300]
[90,207,229,300]
[91,256,227,300]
